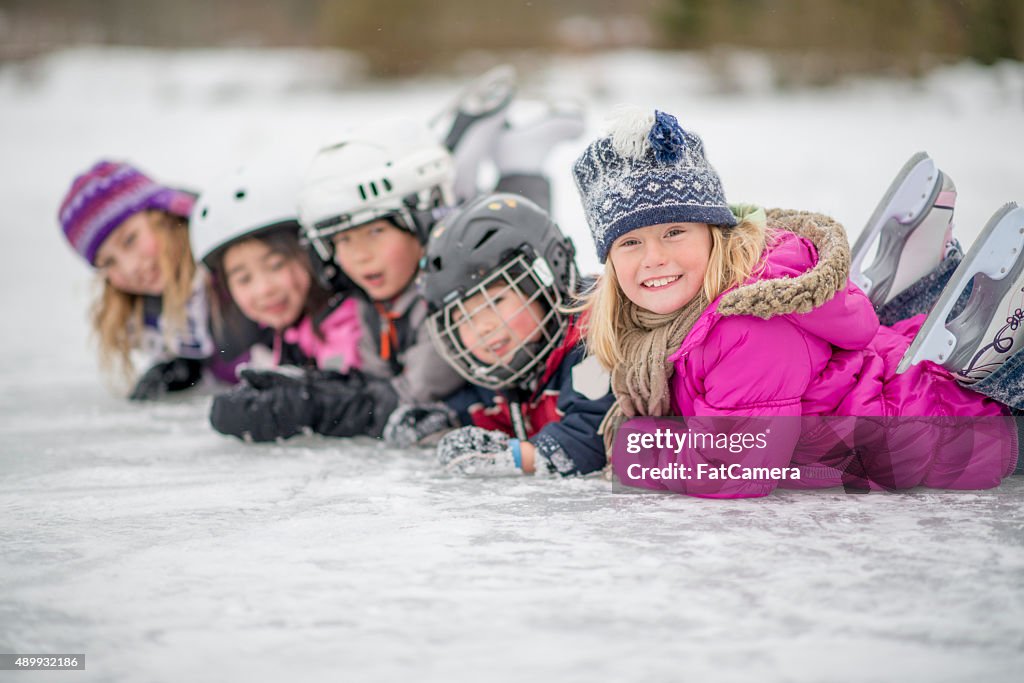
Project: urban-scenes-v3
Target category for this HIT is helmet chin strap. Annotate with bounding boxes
[401,191,445,244]
[388,265,422,304]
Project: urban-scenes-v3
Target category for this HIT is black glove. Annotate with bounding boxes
[314,369,399,438]
[210,367,399,442]
[129,357,203,401]
[237,366,311,390]
[210,380,316,442]
[383,403,460,448]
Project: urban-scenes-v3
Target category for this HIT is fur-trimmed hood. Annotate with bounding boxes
[718,209,851,319]
[672,208,878,355]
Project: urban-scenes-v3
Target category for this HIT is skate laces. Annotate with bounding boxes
[943,237,963,261]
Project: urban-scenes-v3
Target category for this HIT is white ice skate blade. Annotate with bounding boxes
[851,152,941,293]
[897,202,1024,374]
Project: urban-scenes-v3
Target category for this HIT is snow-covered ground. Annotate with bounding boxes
[1,48,1023,682]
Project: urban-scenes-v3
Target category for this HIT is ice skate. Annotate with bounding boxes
[493,99,585,176]
[489,99,585,209]
[897,202,1024,381]
[850,152,956,308]
[434,65,517,203]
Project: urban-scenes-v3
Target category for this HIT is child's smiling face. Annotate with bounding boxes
[453,282,546,365]
[223,238,311,331]
[332,220,423,302]
[94,211,165,296]
[609,222,712,314]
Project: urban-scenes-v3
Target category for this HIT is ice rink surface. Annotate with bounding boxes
[1,49,1023,682]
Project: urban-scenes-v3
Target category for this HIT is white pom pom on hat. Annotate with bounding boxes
[606,105,655,160]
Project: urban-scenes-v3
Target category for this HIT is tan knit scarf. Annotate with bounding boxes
[599,291,709,455]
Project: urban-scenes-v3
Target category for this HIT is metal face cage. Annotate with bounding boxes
[428,252,569,391]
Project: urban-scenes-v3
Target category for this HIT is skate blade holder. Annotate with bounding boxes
[851,152,941,295]
[459,65,517,116]
[897,202,1024,374]
[431,64,517,130]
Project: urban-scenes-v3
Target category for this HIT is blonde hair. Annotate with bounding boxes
[581,218,770,370]
[92,210,195,382]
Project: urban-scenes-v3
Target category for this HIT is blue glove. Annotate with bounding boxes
[436,426,521,477]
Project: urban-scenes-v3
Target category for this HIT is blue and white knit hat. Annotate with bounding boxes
[573,109,737,262]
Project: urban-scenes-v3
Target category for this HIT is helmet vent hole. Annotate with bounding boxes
[369,181,379,196]
[382,178,393,192]
[234,189,246,200]
[473,228,499,250]
[432,256,442,270]
[358,185,367,200]
[200,207,208,218]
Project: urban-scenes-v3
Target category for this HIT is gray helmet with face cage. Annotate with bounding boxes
[421,193,578,390]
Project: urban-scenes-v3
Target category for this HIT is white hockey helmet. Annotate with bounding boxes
[191,148,314,269]
[298,118,455,263]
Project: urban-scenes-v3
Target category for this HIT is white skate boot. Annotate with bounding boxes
[850,152,957,308]
[492,99,585,176]
[897,202,1024,382]
[489,99,585,209]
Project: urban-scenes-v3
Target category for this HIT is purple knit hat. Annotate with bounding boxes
[59,160,196,266]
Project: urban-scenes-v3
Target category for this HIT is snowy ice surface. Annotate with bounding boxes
[1,48,1023,682]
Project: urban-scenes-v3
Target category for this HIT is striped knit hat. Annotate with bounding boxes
[573,109,736,263]
[59,160,196,265]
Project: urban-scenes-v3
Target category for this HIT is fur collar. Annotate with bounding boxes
[717,209,850,320]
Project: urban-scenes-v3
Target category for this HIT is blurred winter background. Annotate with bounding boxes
[1,1,1023,681]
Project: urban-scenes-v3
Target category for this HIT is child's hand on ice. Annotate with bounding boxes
[383,403,459,448]
[436,426,521,477]
[129,357,203,401]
